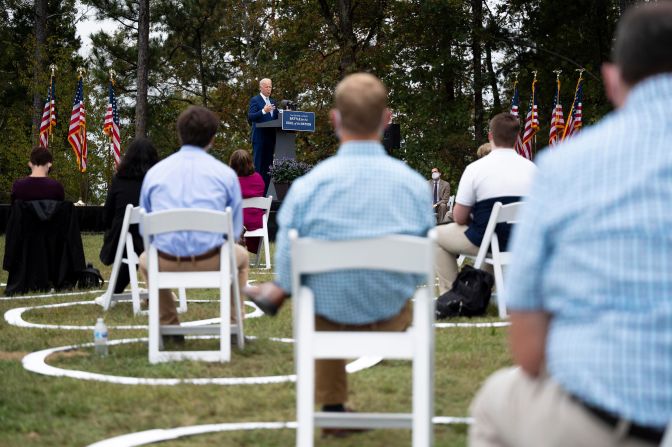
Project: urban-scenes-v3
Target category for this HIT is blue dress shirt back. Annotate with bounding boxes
[505,74,672,428]
[139,145,243,256]
[274,141,434,325]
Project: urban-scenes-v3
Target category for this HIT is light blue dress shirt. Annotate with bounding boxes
[275,141,434,325]
[505,74,672,428]
[139,145,243,256]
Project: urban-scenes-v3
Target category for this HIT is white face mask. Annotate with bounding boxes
[431,172,440,180]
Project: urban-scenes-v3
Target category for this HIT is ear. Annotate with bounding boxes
[382,108,392,126]
[330,109,340,127]
[601,63,628,108]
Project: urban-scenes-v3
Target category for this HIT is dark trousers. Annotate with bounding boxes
[253,137,275,195]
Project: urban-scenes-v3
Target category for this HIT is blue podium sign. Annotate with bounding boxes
[281,111,315,132]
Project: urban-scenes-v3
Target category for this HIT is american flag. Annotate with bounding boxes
[39,76,56,148]
[103,81,121,166]
[549,79,565,146]
[519,79,539,160]
[562,78,584,140]
[510,82,524,154]
[68,77,87,172]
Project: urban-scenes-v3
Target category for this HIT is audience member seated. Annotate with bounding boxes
[229,149,265,255]
[469,5,672,446]
[435,113,536,294]
[11,146,64,203]
[429,167,451,224]
[138,106,249,345]
[244,73,433,438]
[3,148,84,295]
[99,137,159,294]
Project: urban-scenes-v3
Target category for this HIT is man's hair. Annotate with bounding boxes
[613,2,672,85]
[489,113,520,148]
[477,142,492,158]
[176,106,219,148]
[30,146,52,166]
[334,73,387,135]
[229,149,255,177]
[259,78,271,88]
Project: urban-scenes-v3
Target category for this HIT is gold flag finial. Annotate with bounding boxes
[49,64,57,77]
[576,67,586,80]
[76,67,86,78]
[553,69,562,80]
[109,69,116,85]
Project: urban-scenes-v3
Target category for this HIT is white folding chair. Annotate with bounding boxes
[100,204,187,315]
[291,229,436,447]
[471,201,522,318]
[141,207,244,363]
[661,421,672,447]
[447,195,455,213]
[242,196,272,269]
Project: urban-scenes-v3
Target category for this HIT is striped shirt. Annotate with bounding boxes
[505,73,672,428]
[275,141,434,324]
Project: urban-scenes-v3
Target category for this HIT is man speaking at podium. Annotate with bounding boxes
[248,78,278,193]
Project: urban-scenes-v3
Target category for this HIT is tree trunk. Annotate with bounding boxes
[197,30,207,106]
[471,0,485,143]
[135,0,150,137]
[337,0,356,79]
[32,0,48,142]
[485,41,501,111]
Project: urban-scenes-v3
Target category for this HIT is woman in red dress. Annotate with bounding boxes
[229,149,265,254]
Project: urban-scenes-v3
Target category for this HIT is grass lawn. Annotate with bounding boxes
[0,234,512,446]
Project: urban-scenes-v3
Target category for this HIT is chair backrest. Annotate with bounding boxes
[290,229,435,299]
[242,195,272,212]
[473,201,522,268]
[141,207,232,250]
[447,195,455,212]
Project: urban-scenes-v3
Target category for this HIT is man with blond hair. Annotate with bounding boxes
[248,77,278,193]
[245,73,433,438]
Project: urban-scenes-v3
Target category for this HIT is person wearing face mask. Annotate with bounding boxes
[429,167,451,224]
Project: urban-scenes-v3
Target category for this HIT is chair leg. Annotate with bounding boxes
[296,289,315,447]
[177,288,188,313]
[263,232,271,270]
[148,277,161,364]
[494,262,507,318]
[412,289,434,446]
[128,259,142,315]
[231,257,245,351]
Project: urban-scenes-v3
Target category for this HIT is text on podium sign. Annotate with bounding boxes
[281,111,315,132]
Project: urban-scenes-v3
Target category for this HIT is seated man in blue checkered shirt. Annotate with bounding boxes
[244,73,434,438]
[469,4,672,446]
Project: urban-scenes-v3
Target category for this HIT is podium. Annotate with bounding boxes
[256,110,315,199]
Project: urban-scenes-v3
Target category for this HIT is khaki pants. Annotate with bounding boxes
[139,244,249,325]
[315,302,413,405]
[435,223,480,294]
[469,367,659,447]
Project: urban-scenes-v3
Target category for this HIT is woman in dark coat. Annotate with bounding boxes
[229,149,265,254]
[99,137,159,293]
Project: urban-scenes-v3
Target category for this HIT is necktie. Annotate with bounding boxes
[433,181,438,204]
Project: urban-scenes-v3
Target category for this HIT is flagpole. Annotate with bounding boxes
[561,68,585,141]
[108,69,116,177]
[551,69,562,147]
[48,64,56,141]
[77,66,86,203]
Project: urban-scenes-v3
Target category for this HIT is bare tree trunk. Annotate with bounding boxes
[135,0,150,137]
[471,0,485,143]
[196,30,207,106]
[485,41,501,111]
[32,0,48,142]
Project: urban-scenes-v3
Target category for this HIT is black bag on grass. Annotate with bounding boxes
[435,265,494,319]
[78,262,104,289]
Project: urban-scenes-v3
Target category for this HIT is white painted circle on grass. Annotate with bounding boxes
[86,416,472,447]
[434,321,510,328]
[22,337,381,386]
[5,300,263,330]
[0,289,103,301]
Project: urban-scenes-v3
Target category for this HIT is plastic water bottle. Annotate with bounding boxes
[94,318,109,357]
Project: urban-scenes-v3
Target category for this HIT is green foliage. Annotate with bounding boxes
[1,1,627,201]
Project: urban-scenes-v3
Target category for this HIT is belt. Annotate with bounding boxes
[157,247,220,263]
[574,397,664,444]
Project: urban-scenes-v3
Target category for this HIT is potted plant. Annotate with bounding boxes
[268,158,312,201]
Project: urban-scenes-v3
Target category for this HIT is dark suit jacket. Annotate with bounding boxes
[99,176,144,265]
[247,94,278,143]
